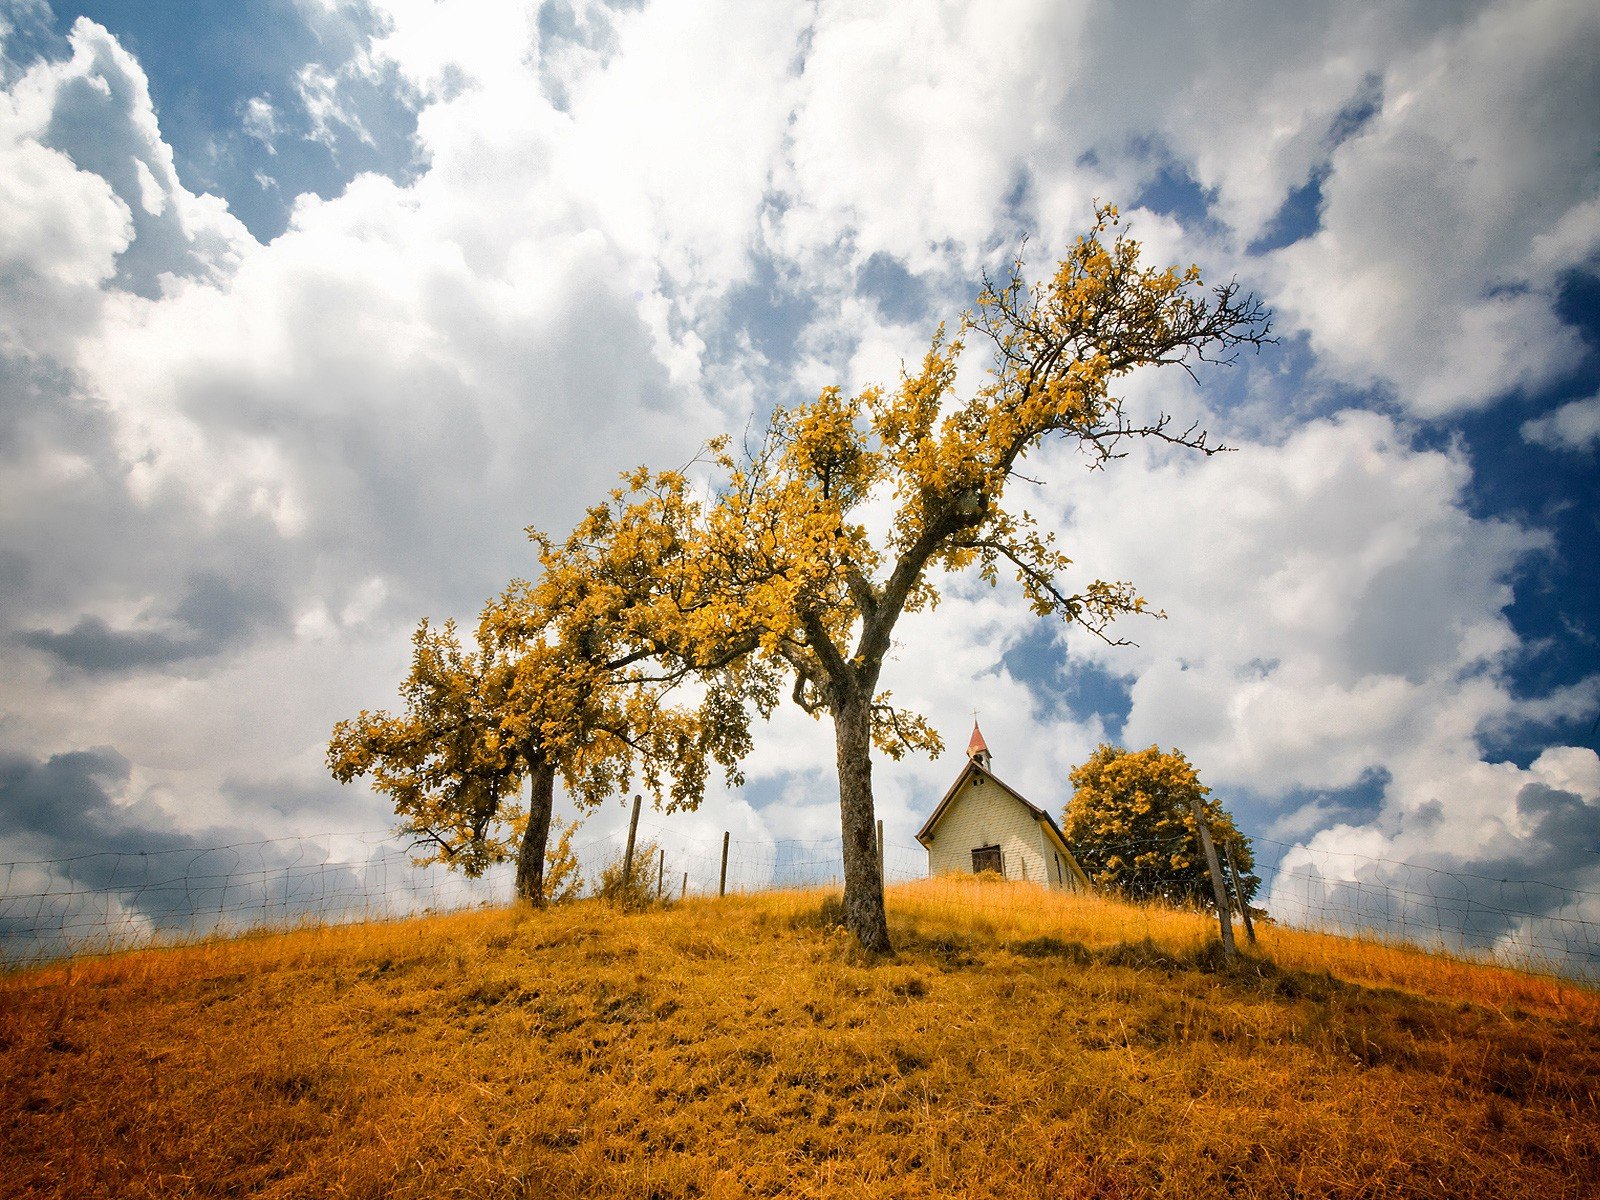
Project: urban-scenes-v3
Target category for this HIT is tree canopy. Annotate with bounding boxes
[1062,743,1258,908]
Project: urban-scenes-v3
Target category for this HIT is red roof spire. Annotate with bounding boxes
[967,720,989,760]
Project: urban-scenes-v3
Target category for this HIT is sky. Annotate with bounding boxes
[1,0,1597,962]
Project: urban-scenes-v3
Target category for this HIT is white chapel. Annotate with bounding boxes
[914,722,1091,892]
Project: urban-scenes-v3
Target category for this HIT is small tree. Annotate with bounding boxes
[328,485,765,905]
[1062,744,1258,909]
[328,615,533,884]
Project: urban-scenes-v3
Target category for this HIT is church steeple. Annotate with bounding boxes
[966,720,991,769]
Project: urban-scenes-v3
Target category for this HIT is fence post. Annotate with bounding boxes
[680,871,687,900]
[719,831,730,897]
[657,848,665,900]
[1191,795,1237,959]
[1224,841,1256,944]
[876,819,884,881]
[623,793,641,891]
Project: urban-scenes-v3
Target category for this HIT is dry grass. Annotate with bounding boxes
[2,879,1597,1198]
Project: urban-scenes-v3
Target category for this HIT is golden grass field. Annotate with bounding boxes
[2,879,1597,1199]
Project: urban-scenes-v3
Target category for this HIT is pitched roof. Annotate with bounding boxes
[915,731,1094,889]
[914,757,1071,853]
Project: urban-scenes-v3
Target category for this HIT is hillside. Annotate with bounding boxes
[2,881,1597,1199]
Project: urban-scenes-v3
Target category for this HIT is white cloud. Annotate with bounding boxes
[0,132,129,346]
[553,0,807,299]
[0,31,136,357]
[1,18,251,330]
[1270,746,1600,970]
[1042,410,1548,798]
[297,61,374,147]
[363,0,540,97]
[0,15,731,851]
[998,404,1599,967]
[1068,2,1483,243]
[775,0,1090,273]
[242,95,279,151]
[1522,393,1600,453]
[1270,0,1600,414]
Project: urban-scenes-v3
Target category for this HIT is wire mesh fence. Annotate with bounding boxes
[1257,834,1600,981]
[3,817,1598,982]
[0,831,511,967]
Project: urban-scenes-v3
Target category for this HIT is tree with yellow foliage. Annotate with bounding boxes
[328,483,770,906]
[1063,743,1257,908]
[692,206,1271,951]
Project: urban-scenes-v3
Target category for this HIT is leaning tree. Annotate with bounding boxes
[680,206,1271,951]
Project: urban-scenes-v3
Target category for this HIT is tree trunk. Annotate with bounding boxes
[515,759,556,906]
[833,690,892,953]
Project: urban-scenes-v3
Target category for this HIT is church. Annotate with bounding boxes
[914,722,1091,892]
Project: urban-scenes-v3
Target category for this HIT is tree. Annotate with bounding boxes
[683,206,1271,951]
[328,614,533,886]
[328,484,767,905]
[1062,743,1258,909]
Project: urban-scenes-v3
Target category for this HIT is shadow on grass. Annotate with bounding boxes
[1010,933,1356,1001]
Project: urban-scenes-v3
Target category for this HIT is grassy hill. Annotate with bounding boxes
[2,880,1597,1199]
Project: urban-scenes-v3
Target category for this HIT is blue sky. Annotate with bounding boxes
[1,0,1597,958]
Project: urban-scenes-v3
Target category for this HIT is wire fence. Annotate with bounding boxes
[1257,834,1600,981]
[3,817,1598,982]
[0,831,509,967]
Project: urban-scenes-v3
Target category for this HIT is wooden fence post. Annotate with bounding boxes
[1191,795,1237,959]
[718,831,730,898]
[657,848,665,900]
[1224,841,1256,945]
[680,871,687,900]
[623,793,641,891]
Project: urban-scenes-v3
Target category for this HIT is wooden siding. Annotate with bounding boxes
[924,773,1069,890]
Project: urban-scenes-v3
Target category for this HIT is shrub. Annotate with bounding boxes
[542,819,584,905]
[594,840,665,910]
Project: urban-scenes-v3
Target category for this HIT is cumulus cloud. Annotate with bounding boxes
[1522,393,1600,453]
[0,14,727,860]
[35,20,251,293]
[1045,410,1543,793]
[1014,404,1596,963]
[363,0,541,97]
[774,0,1085,273]
[1269,0,1600,414]
[1269,747,1600,972]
